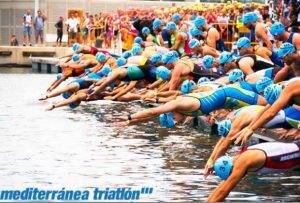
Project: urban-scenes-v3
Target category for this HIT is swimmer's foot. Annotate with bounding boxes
[45,104,55,111]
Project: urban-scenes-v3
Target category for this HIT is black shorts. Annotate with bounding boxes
[114,30,119,36]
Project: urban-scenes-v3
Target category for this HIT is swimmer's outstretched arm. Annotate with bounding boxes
[129,100,178,123]
[111,81,137,100]
[67,60,91,69]
[146,79,164,90]
[47,74,69,92]
[274,66,290,83]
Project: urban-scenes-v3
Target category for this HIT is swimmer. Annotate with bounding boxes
[188,39,220,58]
[270,22,300,51]
[118,84,267,127]
[236,37,284,67]
[233,78,300,145]
[218,51,275,75]
[242,12,274,50]
[207,140,300,202]
[194,16,228,52]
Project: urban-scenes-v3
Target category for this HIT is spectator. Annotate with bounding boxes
[55,16,64,47]
[22,9,32,46]
[65,13,79,45]
[120,21,137,52]
[33,10,47,46]
[74,12,82,44]
[82,12,90,45]
[10,34,19,46]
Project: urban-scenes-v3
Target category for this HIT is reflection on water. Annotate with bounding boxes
[0,68,299,201]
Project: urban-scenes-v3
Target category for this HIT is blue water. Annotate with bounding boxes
[0,68,299,201]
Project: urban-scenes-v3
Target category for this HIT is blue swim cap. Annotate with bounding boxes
[197,77,210,85]
[159,112,175,128]
[277,42,296,58]
[162,51,178,64]
[150,53,162,63]
[181,80,196,94]
[62,91,71,99]
[214,156,233,180]
[156,66,171,81]
[142,27,150,34]
[270,22,285,36]
[172,13,181,21]
[236,37,251,49]
[153,18,163,29]
[100,64,111,75]
[117,57,127,67]
[218,119,232,137]
[96,52,107,62]
[190,26,204,37]
[219,51,234,65]
[242,12,259,24]
[194,16,206,28]
[229,69,244,82]
[56,73,62,80]
[131,45,142,55]
[263,84,282,105]
[84,68,92,74]
[203,55,215,69]
[68,100,81,109]
[166,22,177,30]
[123,51,133,59]
[256,77,274,93]
[189,39,201,49]
[72,54,80,62]
[134,36,143,44]
[72,43,80,51]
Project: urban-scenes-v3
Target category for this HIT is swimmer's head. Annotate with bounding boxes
[162,51,178,66]
[123,51,133,59]
[219,52,235,71]
[181,80,196,94]
[214,156,233,180]
[142,27,150,35]
[270,22,285,40]
[278,42,297,65]
[159,112,175,128]
[197,77,210,85]
[189,39,201,50]
[242,12,258,29]
[172,13,181,23]
[166,22,177,34]
[217,119,232,137]
[116,57,127,67]
[134,36,143,44]
[156,66,171,81]
[236,37,252,56]
[68,100,81,109]
[264,84,283,105]
[96,52,107,62]
[72,54,81,62]
[56,73,62,80]
[100,64,111,75]
[256,77,274,93]
[150,53,162,64]
[131,45,142,56]
[72,43,81,51]
[153,18,163,30]
[229,69,244,83]
[203,55,215,69]
[194,16,206,30]
[190,26,204,38]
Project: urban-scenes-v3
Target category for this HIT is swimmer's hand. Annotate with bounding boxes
[203,160,214,179]
[45,104,55,111]
[114,121,130,127]
[39,94,49,101]
[104,96,115,101]
[279,129,298,140]
[231,127,254,146]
